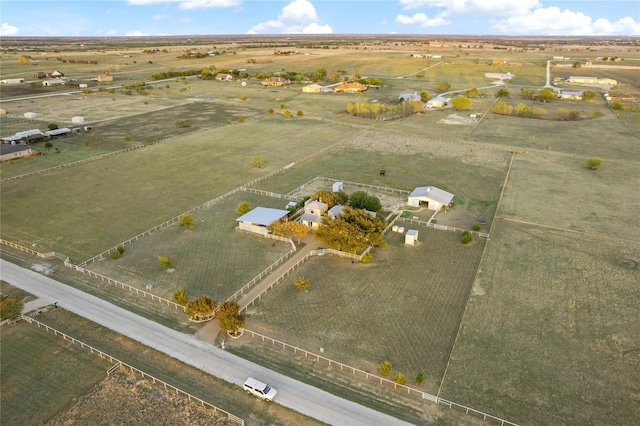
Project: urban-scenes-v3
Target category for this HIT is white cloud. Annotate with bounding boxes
[180,16,192,23]
[107,29,118,35]
[1,22,19,36]
[127,0,241,9]
[491,6,640,35]
[399,0,540,17]
[126,30,150,36]
[248,0,332,34]
[152,14,167,20]
[395,12,449,27]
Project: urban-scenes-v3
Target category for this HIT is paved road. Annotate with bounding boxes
[1,260,412,426]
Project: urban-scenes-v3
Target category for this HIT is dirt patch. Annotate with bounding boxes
[438,113,477,126]
[48,370,237,426]
[31,263,55,275]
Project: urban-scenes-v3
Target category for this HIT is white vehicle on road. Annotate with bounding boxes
[243,377,277,401]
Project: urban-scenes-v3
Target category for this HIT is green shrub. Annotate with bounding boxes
[173,287,188,305]
[473,222,481,231]
[378,360,392,376]
[586,156,602,170]
[415,372,424,385]
[294,276,310,290]
[110,248,122,259]
[360,252,373,264]
[44,142,53,149]
[461,230,473,244]
[158,256,172,268]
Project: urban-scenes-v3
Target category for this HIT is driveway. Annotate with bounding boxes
[1,259,412,426]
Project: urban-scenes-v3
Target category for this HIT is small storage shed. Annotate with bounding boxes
[24,112,40,119]
[236,207,290,235]
[72,116,85,124]
[405,229,419,245]
[332,181,343,192]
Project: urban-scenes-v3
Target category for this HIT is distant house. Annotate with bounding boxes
[45,128,72,139]
[399,93,422,103]
[568,76,617,86]
[300,200,328,228]
[236,207,290,235]
[426,96,451,108]
[411,54,423,58]
[1,78,25,84]
[216,73,233,81]
[34,71,64,78]
[560,91,583,100]
[96,74,113,82]
[335,82,367,93]
[1,129,47,145]
[42,78,66,87]
[0,144,37,162]
[261,76,291,87]
[302,83,323,93]
[407,186,454,211]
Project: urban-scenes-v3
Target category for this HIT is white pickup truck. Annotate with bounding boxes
[243,377,277,401]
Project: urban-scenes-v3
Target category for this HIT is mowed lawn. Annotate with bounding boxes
[499,153,639,238]
[0,118,359,261]
[87,192,293,301]
[0,320,111,425]
[243,227,485,395]
[439,220,640,425]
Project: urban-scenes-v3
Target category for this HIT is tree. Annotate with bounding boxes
[314,206,386,253]
[47,123,59,130]
[535,88,557,102]
[461,230,473,244]
[283,110,292,119]
[465,87,479,98]
[158,256,172,268]
[173,287,188,305]
[586,156,602,170]
[179,213,195,228]
[296,110,304,118]
[436,81,451,92]
[294,276,310,290]
[419,90,429,102]
[110,245,125,259]
[174,119,193,128]
[393,372,406,385]
[289,221,309,243]
[572,61,581,68]
[520,88,536,99]
[348,191,382,212]
[186,296,216,321]
[124,134,132,141]
[237,201,251,214]
[18,55,31,64]
[415,372,425,385]
[238,116,245,123]
[0,295,24,322]
[496,88,510,98]
[268,108,275,115]
[378,360,392,376]
[312,189,348,208]
[250,155,267,168]
[451,97,472,111]
[217,301,245,335]
[583,90,597,101]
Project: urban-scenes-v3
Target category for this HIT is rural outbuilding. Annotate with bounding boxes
[332,181,343,192]
[302,83,323,93]
[427,96,451,108]
[407,186,454,211]
[405,229,419,245]
[236,207,290,235]
[72,116,85,124]
[24,112,41,119]
[0,144,36,162]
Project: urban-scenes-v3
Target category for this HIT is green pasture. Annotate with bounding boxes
[244,227,485,395]
[88,192,292,301]
[470,103,639,159]
[0,320,111,425]
[439,220,640,425]
[0,118,358,261]
[499,154,638,238]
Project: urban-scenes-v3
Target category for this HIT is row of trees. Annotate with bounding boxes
[347,100,422,120]
[313,206,386,254]
[492,101,547,118]
[174,290,245,335]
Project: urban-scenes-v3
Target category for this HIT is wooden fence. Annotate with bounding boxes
[437,399,519,426]
[20,315,244,426]
[285,176,409,199]
[397,217,490,238]
[0,238,56,259]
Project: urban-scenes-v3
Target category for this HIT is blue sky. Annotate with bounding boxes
[1,0,639,37]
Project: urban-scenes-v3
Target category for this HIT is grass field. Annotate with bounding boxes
[241,227,485,396]
[0,317,112,425]
[88,192,293,301]
[439,220,640,425]
[1,118,358,260]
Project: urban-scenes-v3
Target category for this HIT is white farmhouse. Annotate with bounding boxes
[407,186,454,211]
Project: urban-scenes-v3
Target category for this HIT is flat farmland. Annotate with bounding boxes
[0,118,359,260]
[439,220,640,425]
[242,227,485,395]
[470,106,639,159]
[499,154,639,238]
[0,319,111,425]
[87,192,293,301]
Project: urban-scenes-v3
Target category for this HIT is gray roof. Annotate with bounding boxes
[300,212,323,224]
[45,128,72,136]
[236,207,289,226]
[408,186,454,205]
[399,93,421,102]
[1,144,32,154]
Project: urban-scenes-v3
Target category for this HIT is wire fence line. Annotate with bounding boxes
[397,217,490,238]
[19,315,244,426]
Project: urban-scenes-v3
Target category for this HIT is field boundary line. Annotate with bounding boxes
[396,217,490,238]
[18,315,244,426]
[242,328,519,426]
[437,151,515,399]
[498,216,640,244]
